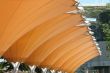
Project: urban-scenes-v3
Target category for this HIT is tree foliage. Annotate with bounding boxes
[97,10,110,50]
[97,10,110,24]
[19,63,30,71]
[97,10,110,41]
[84,6,103,18]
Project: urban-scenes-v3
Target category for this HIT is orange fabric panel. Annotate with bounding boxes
[70,52,99,73]
[0,0,22,37]
[38,36,93,67]
[49,42,96,70]
[0,0,76,55]
[4,14,82,62]
[25,27,88,65]
[60,46,99,72]
[0,0,100,73]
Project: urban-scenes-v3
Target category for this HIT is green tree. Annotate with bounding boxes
[106,3,110,8]
[84,6,103,18]
[0,61,13,73]
[97,10,110,50]
[19,63,30,72]
[97,10,110,40]
[97,10,110,24]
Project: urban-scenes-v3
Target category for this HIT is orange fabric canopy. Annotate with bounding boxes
[0,0,99,73]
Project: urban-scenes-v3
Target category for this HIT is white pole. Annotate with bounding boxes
[12,62,20,73]
[29,65,36,73]
[42,68,47,73]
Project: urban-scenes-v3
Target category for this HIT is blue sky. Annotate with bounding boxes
[79,0,110,6]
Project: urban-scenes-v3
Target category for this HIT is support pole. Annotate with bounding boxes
[12,62,20,73]
[29,65,36,73]
[42,68,47,73]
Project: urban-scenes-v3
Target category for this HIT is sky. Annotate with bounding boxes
[79,0,110,6]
